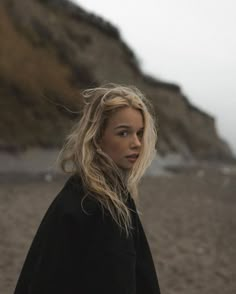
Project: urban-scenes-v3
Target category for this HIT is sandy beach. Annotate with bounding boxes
[0,157,236,294]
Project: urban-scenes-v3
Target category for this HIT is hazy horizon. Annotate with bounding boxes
[73,0,236,155]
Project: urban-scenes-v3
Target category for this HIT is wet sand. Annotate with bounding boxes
[0,165,236,294]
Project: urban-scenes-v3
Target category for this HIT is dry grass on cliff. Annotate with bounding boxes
[0,3,84,148]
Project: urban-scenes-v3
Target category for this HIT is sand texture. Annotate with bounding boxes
[0,165,236,294]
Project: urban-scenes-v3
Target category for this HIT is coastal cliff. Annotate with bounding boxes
[0,0,232,159]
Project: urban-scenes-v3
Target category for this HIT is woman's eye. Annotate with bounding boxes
[137,131,143,138]
[119,131,128,137]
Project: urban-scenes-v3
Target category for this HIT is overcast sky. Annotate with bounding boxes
[73,0,236,155]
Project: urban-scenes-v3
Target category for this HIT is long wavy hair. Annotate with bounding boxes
[57,84,157,236]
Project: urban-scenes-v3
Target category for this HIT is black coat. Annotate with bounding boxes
[14,176,161,294]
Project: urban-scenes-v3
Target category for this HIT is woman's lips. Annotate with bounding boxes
[127,157,137,162]
[126,154,139,162]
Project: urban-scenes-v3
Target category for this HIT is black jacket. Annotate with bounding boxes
[14,176,161,294]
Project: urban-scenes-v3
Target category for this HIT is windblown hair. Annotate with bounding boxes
[57,84,157,236]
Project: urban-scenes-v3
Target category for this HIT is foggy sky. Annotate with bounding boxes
[73,0,236,155]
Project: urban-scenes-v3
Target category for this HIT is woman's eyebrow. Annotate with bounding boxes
[114,125,130,129]
[114,125,144,130]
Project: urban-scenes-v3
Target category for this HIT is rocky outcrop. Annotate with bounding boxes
[0,0,233,160]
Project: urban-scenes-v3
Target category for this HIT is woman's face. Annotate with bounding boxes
[99,107,144,170]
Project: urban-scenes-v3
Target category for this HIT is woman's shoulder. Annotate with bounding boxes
[49,175,100,221]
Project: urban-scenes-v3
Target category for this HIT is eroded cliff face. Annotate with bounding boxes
[0,0,232,159]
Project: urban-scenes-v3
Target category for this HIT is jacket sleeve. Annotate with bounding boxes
[15,194,137,294]
[22,210,93,294]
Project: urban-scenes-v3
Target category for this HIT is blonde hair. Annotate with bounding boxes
[57,84,157,236]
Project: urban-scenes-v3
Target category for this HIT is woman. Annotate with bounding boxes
[14,84,161,293]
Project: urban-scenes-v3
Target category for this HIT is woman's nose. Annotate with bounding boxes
[131,134,141,148]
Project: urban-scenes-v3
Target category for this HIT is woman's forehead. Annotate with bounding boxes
[106,107,144,129]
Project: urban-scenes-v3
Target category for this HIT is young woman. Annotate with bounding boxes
[14,84,161,294]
